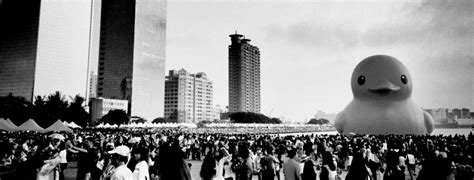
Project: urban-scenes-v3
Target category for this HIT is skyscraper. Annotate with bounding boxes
[164,69,214,123]
[228,33,261,113]
[97,0,166,120]
[0,0,92,101]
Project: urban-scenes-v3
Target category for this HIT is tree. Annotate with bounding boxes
[0,92,90,128]
[307,118,330,125]
[31,95,47,127]
[33,91,69,128]
[130,116,147,124]
[152,117,167,124]
[270,117,283,124]
[229,112,282,124]
[64,95,89,127]
[197,120,212,128]
[100,109,130,126]
[0,94,33,126]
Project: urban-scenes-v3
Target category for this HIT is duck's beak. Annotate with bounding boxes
[368,81,400,96]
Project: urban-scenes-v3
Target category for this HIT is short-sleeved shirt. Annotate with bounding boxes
[111,165,133,180]
[133,161,149,180]
[283,158,301,180]
[406,154,415,165]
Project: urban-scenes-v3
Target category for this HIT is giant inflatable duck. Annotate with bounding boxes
[335,55,434,135]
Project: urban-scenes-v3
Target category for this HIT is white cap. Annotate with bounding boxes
[108,145,130,157]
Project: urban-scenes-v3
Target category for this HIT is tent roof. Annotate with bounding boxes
[0,119,14,131]
[45,120,73,132]
[5,119,17,128]
[16,119,44,131]
[67,122,82,129]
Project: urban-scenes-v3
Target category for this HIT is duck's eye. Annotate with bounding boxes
[357,76,365,85]
[401,75,408,84]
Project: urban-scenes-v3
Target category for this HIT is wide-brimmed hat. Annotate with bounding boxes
[108,145,130,157]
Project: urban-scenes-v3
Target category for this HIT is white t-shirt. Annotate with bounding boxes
[111,165,133,180]
[223,163,233,178]
[133,161,149,180]
[399,156,406,167]
[59,149,67,163]
[22,143,29,152]
[406,154,415,165]
[324,165,338,180]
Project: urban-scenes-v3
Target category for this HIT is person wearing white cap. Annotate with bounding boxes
[108,145,133,180]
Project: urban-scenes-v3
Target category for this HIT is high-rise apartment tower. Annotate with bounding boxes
[228,33,261,113]
[164,69,213,123]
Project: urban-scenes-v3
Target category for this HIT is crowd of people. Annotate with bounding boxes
[0,127,472,180]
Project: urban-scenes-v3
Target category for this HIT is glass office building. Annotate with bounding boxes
[0,0,92,101]
[97,0,166,120]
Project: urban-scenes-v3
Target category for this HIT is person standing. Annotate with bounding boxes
[200,152,216,180]
[398,152,407,176]
[108,145,133,180]
[383,151,405,180]
[155,145,192,180]
[346,151,371,180]
[216,148,232,180]
[283,148,301,180]
[319,151,337,180]
[132,147,150,180]
[223,160,234,180]
[260,148,279,180]
[236,146,253,180]
[58,140,70,180]
[74,137,97,180]
[406,151,416,180]
[302,160,316,180]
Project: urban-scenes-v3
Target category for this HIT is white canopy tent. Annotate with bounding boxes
[67,122,82,129]
[16,119,44,132]
[0,119,15,131]
[5,119,17,128]
[45,120,73,132]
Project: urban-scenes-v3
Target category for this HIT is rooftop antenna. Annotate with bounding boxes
[235,30,237,34]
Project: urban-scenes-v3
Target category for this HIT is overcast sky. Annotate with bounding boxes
[166,0,473,122]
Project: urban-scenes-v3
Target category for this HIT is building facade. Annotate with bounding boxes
[89,98,129,125]
[0,0,92,101]
[89,72,98,99]
[425,108,449,124]
[452,108,462,119]
[164,69,213,123]
[97,0,166,120]
[461,108,471,119]
[228,33,261,113]
[213,104,227,121]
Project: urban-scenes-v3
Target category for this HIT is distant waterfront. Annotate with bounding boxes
[279,128,472,136]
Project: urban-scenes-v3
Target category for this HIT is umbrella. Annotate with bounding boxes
[49,133,65,140]
[128,137,141,144]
